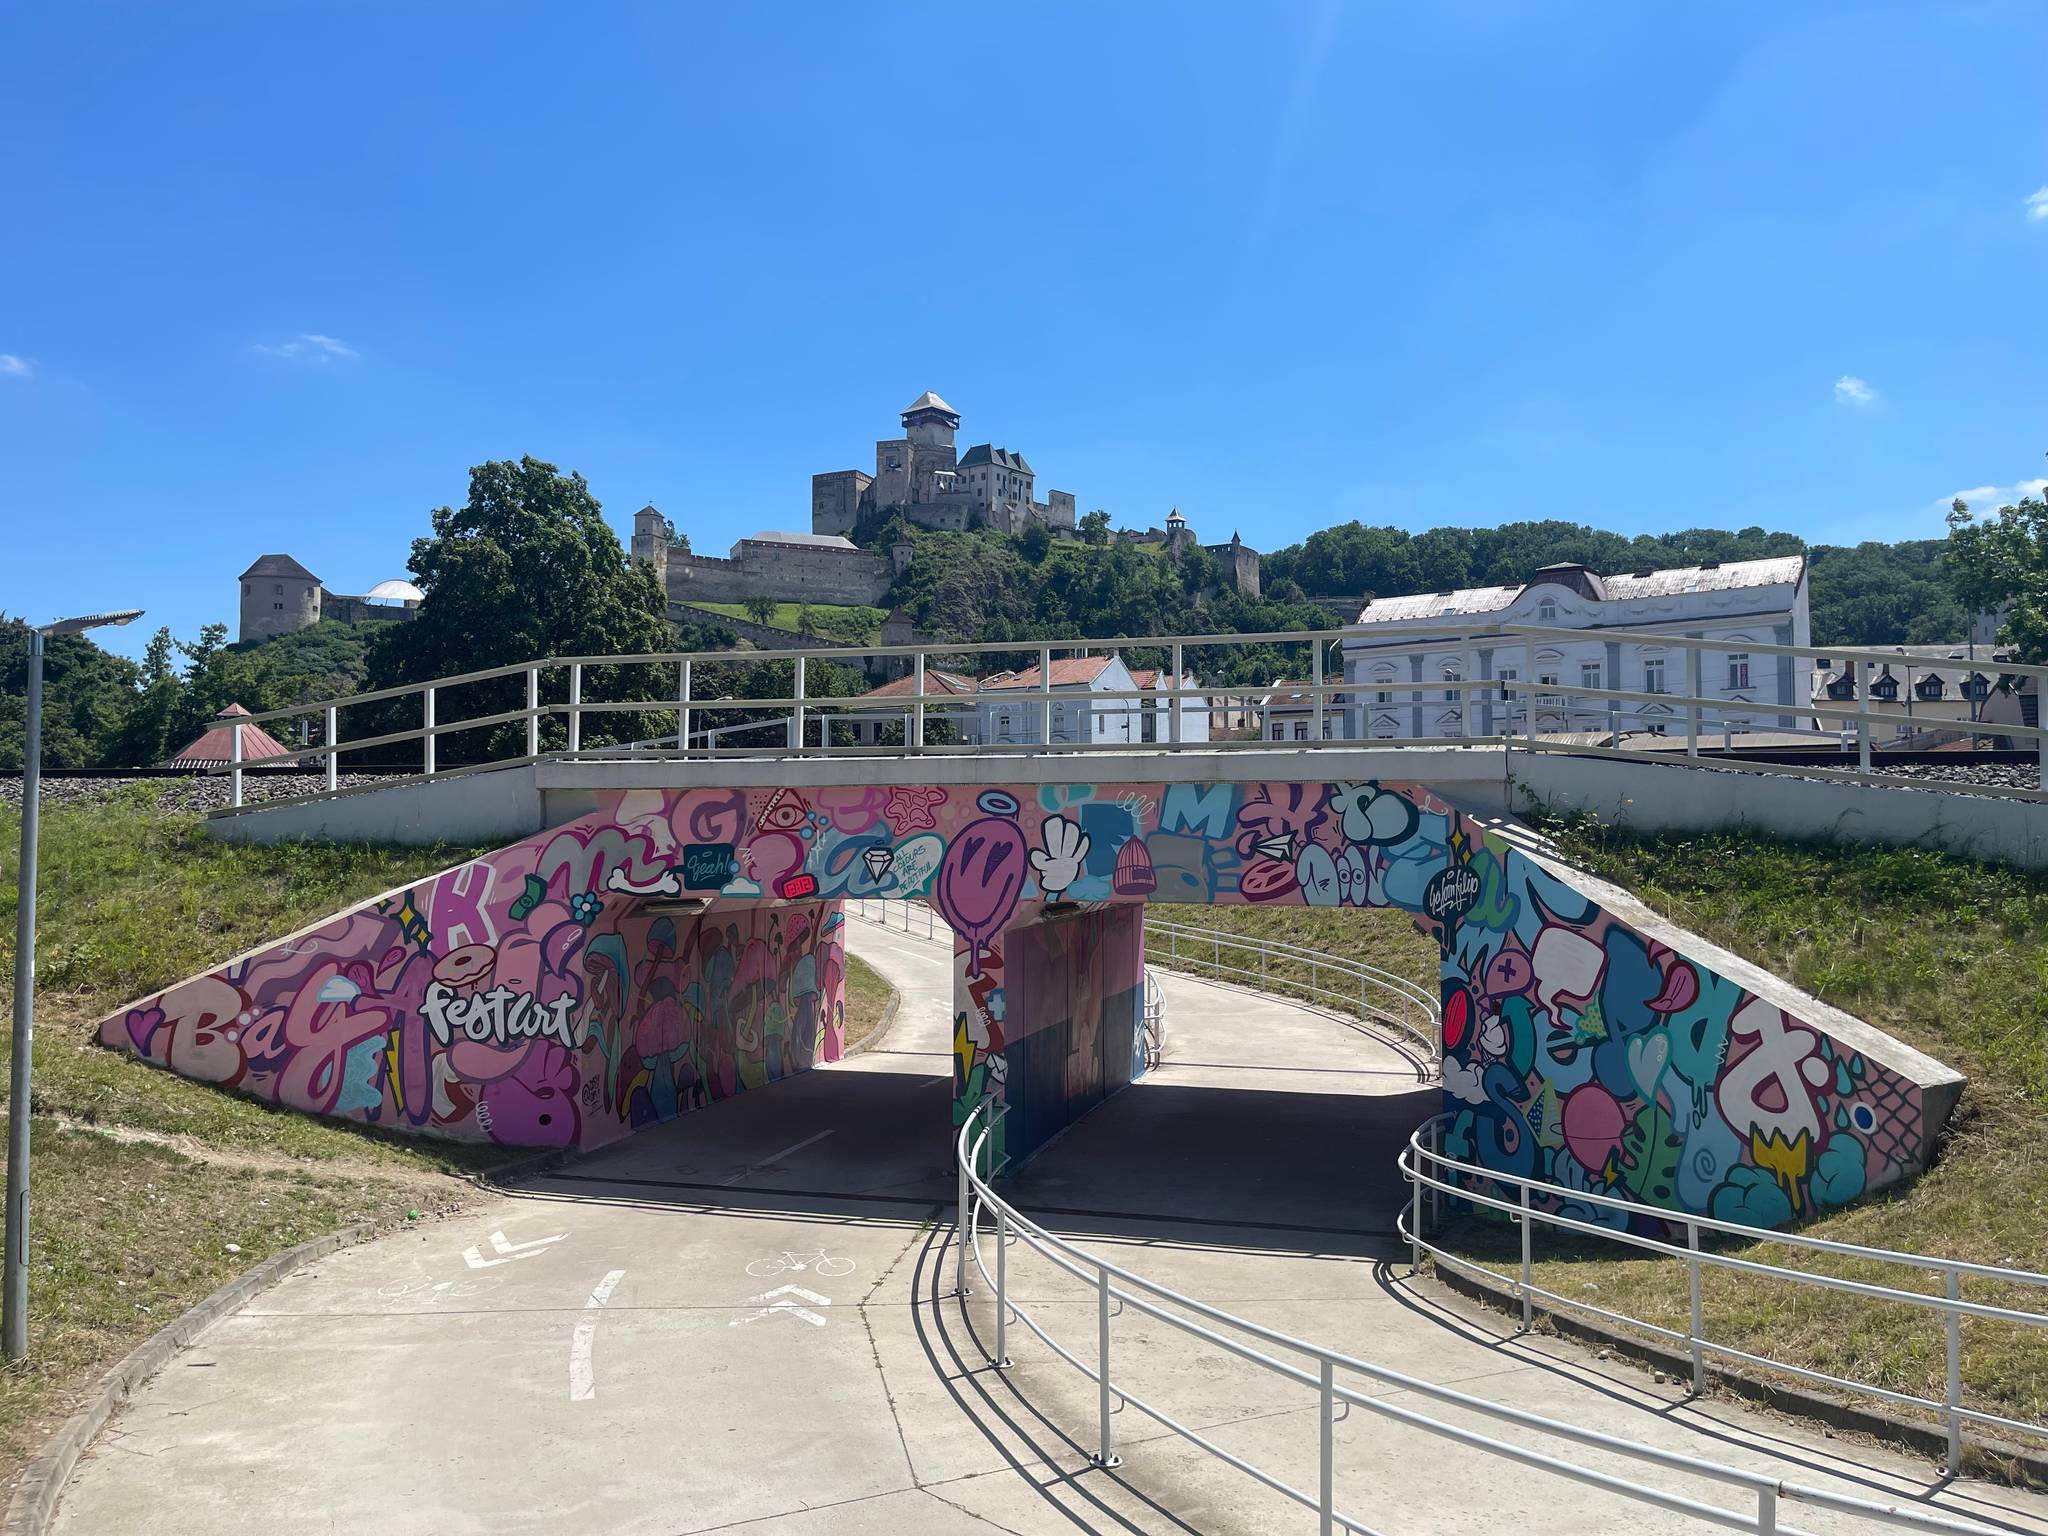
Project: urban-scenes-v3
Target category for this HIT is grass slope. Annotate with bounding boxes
[0,788,903,1486]
[688,601,886,645]
[1174,823,2048,1451]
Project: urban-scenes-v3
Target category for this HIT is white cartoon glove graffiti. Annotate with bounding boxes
[1030,816,1091,899]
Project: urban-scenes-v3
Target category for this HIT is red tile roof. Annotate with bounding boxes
[856,669,979,701]
[979,657,1116,691]
[161,704,300,769]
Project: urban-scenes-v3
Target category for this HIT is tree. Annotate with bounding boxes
[743,594,779,628]
[1946,476,2048,661]
[1079,509,1111,546]
[365,456,676,759]
[0,617,143,770]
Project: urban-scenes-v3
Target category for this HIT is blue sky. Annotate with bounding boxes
[3,2,2045,657]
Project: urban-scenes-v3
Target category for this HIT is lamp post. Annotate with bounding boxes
[7,608,143,1363]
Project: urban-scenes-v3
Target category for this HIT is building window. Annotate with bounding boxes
[1443,667,1462,703]
[1271,724,1286,741]
[274,583,284,595]
[1727,653,1751,689]
[1537,598,1557,622]
[1538,672,1560,707]
[1643,659,1665,694]
[1915,676,1944,699]
[273,602,284,611]
[1293,721,1309,741]
[1322,718,1334,739]
[1581,662,1601,692]
[1374,689,1393,705]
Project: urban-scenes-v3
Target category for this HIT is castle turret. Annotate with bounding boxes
[1165,507,1193,551]
[239,554,322,642]
[632,504,672,587]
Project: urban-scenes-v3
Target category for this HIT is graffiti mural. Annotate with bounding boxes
[95,776,1946,1225]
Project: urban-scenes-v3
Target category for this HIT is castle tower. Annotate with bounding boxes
[238,554,322,642]
[901,390,959,451]
[632,504,672,588]
[1165,507,1193,551]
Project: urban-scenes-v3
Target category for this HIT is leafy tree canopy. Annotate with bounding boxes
[1945,475,2048,661]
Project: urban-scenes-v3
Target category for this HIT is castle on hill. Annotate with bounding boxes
[811,391,1078,536]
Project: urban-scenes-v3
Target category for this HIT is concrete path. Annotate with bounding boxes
[48,909,2048,1535]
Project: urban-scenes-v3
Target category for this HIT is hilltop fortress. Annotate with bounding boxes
[810,391,1077,537]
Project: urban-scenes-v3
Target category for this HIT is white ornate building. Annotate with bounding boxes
[1341,556,1811,741]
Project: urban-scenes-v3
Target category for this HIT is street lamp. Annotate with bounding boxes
[7,607,143,1363]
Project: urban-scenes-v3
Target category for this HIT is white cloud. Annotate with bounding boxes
[1942,478,2048,517]
[0,354,34,379]
[253,332,358,363]
[2026,186,2048,222]
[1834,375,1876,406]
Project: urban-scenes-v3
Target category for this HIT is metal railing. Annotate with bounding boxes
[1144,916,1439,1071]
[1140,968,1164,1071]
[954,1102,2007,1535]
[200,622,2048,812]
[1399,1116,2048,1476]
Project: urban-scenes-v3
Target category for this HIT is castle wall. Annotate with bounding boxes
[811,471,870,536]
[320,593,419,627]
[666,541,896,607]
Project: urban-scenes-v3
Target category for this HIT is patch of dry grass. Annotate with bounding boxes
[840,952,894,1054]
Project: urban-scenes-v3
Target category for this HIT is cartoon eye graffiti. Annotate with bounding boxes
[759,788,810,831]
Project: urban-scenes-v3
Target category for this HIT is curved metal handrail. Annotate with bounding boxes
[1144,914,1440,1073]
[1399,1116,2048,1473]
[951,1102,2005,1535]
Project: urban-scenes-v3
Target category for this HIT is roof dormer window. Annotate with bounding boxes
[1537,598,1557,622]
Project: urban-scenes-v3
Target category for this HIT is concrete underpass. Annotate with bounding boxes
[49,913,2048,1535]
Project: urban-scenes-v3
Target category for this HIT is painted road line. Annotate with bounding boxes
[569,1268,628,1402]
[720,1128,835,1185]
[729,1284,832,1329]
[462,1229,567,1269]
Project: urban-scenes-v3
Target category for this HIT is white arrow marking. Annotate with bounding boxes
[570,1269,627,1401]
[462,1229,567,1269]
[729,1284,832,1328]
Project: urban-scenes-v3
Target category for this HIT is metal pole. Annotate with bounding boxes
[1758,1487,1778,1535]
[1519,1181,1533,1333]
[1169,641,1183,745]
[1686,646,1702,759]
[1094,1263,1118,1466]
[678,659,691,754]
[1410,1133,1424,1273]
[1312,640,1325,740]
[1688,1221,1704,1394]
[422,686,436,777]
[324,705,338,793]
[913,652,926,752]
[1318,1357,1335,1534]
[1852,659,1871,774]
[568,663,583,755]
[1039,646,1053,747]
[230,710,243,808]
[526,667,541,758]
[955,1147,970,1298]
[1946,1268,1963,1475]
[995,1205,1010,1369]
[4,632,44,1361]
[791,655,806,750]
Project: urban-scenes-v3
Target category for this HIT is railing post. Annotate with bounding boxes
[324,705,338,793]
[526,667,541,758]
[678,659,692,754]
[1312,639,1326,741]
[1318,1356,1335,1534]
[568,663,583,755]
[995,1204,1011,1369]
[1039,646,1054,747]
[230,717,243,808]
[1852,659,1871,774]
[1946,1267,1963,1475]
[422,686,436,777]
[791,654,807,750]
[1519,1181,1533,1333]
[1093,1263,1119,1466]
[1686,646,1702,759]
[955,1146,971,1298]
[1169,641,1183,745]
[1410,1134,1424,1272]
[913,651,926,752]
[1688,1221,1704,1394]
[1758,1487,1777,1534]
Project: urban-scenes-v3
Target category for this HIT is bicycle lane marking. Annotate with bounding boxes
[568,1268,628,1402]
[720,1128,836,1185]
